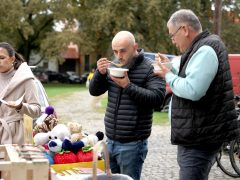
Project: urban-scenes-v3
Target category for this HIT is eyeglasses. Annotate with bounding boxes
[169,26,183,39]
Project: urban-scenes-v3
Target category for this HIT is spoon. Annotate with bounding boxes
[107,60,123,67]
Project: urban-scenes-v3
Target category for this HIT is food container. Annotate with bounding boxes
[152,62,173,71]
[108,67,129,78]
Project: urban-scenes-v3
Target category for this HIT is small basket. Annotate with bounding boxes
[82,141,133,180]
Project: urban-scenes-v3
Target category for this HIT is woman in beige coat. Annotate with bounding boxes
[0,42,41,145]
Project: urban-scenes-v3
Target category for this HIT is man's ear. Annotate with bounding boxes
[183,25,190,37]
[134,43,139,50]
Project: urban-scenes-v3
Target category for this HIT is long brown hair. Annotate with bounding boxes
[0,42,25,69]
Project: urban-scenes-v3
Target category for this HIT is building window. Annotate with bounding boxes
[43,61,48,69]
[84,55,90,71]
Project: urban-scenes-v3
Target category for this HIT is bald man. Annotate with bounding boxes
[89,31,166,180]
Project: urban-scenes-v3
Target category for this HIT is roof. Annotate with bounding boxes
[61,42,79,59]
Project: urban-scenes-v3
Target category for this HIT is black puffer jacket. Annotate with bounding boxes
[171,30,239,146]
[89,51,165,143]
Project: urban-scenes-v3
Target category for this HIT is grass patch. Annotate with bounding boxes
[100,95,169,125]
[43,84,170,125]
[43,83,86,98]
[153,111,169,125]
[100,96,108,109]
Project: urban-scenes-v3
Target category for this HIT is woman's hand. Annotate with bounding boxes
[7,101,23,110]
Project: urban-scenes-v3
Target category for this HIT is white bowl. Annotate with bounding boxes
[152,62,173,71]
[152,62,161,71]
[108,67,129,77]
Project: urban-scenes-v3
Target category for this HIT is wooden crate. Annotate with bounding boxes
[23,114,34,144]
[0,144,49,180]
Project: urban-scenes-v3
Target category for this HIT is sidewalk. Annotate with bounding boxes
[52,90,235,180]
[142,125,234,180]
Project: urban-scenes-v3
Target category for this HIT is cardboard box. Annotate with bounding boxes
[51,160,105,180]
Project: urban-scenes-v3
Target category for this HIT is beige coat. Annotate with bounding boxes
[0,62,41,145]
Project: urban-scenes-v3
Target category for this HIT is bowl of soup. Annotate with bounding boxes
[108,67,129,78]
[152,62,173,71]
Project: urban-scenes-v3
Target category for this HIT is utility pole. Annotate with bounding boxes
[213,0,222,36]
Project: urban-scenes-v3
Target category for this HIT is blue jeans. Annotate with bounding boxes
[106,139,148,180]
[177,145,221,180]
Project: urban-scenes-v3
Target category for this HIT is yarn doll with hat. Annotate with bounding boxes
[33,106,58,136]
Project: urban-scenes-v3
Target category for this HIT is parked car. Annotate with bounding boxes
[81,72,90,84]
[45,70,61,82]
[32,68,49,83]
[58,73,71,83]
[144,52,176,61]
[45,70,69,83]
[64,71,83,84]
[144,52,176,112]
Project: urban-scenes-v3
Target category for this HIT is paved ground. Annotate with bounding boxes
[51,90,237,180]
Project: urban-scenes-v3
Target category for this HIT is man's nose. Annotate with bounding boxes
[117,52,123,59]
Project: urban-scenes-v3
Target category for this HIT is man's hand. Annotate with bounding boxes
[155,53,170,63]
[110,71,130,88]
[97,58,110,75]
[154,53,171,78]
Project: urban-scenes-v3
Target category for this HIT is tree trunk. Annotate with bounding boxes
[213,0,222,36]
[23,43,31,64]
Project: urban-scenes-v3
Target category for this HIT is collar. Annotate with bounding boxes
[0,67,16,80]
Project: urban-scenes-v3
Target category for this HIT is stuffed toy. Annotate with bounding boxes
[36,142,55,164]
[44,151,54,164]
[33,124,71,146]
[76,147,93,162]
[35,124,73,164]
[48,138,63,153]
[34,133,51,146]
[35,106,55,125]
[33,106,58,136]
[67,122,86,142]
[62,131,104,154]
[47,135,94,164]
[48,138,93,163]
[54,151,78,164]
[47,138,78,164]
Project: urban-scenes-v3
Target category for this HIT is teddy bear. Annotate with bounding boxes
[62,131,104,154]
[46,138,78,164]
[33,123,71,164]
[67,122,86,142]
[33,124,71,146]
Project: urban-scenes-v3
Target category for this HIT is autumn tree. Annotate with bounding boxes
[0,0,81,64]
[0,0,239,65]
